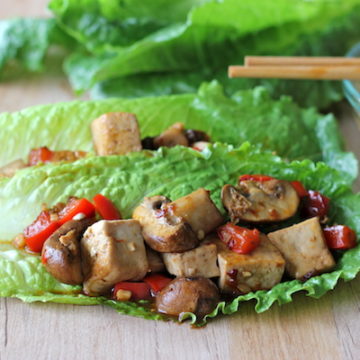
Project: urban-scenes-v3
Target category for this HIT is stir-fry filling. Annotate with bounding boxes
[14,175,357,320]
[0,113,211,177]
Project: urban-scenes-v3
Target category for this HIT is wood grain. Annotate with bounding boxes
[0,1,360,359]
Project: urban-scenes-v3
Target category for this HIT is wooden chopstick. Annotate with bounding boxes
[229,56,360,80]
[244,56,360,67]
[228,65,360,80]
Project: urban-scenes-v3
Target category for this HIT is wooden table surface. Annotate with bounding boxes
[0,2,359,359]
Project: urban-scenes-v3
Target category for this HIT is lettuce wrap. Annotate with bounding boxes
[0,82,356,181]
[0,143,359,325]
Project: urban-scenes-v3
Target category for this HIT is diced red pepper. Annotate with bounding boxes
[113,282,151,301]
[58,197,95,225]
[144,274,172,293]
[323,225,357,250]
[303,190,330,218]
[93,194,122,220]
[24,211,60,253]
[217,223,261,254]
[239,174,274,182]
[291,181,308,197]
[28,147,54,166]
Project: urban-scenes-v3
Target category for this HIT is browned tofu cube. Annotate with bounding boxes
[268,217,335,280]
[81,220,148,295]
[212,234,285,294]
[162,242,219,278]
[91,112,142,155]
[170,188,223,239]
[0,159,26,177]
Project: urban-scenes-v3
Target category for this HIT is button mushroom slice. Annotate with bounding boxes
[41,218,94,285]
[153,123,189,148]
[155,277,220,319]
[132,196,199,253]
[0,159,26,177]
[91,112,142,156]
[81,219,149,296]
[222,179,300,223]
[169,188,223,239]
[184,129,210,145]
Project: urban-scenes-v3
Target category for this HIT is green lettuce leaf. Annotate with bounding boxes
[0,82,356,180]
[0,18,74,76]
[49,0,360,107]
[0,144,359,324]
[92,6,360,108]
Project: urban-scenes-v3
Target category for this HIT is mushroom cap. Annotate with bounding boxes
[132,196,199,253]
[41,218,94,285]
[155,277,220,318]
[222,179,300,223]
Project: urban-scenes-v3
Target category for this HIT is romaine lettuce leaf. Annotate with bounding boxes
[0,82,356,180]
[49,0,360,107]
[0,18,74,76]
[0,144,358,324]
[92,6,360,108]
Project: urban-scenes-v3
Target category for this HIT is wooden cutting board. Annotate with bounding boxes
[0,2,359,359]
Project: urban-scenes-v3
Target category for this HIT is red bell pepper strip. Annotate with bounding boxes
[323,225,357,250]
[24,211,60,253]
[93,194,122,220]
[113,282,151,301]
[144,274,172,293]
[291,181,308,197]
[239,174,274,182]
[217,223,261,254]
[28,147,54,166]
[58,197,95,225]
[303,190,330,218]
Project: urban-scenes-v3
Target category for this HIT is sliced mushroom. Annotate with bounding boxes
[222,178,300,223]
[169,188,223,239]
[0,159,26,177]
[184,129,210,145]
[153,123,189,148]
[155,277,220,319]
[132,196,199,253]
[41,218,93,285]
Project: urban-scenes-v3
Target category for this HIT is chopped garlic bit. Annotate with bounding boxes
[50,213,59,222]
[73,212,86,221]
[115,289,132,301]
[242,271,252,278]
[197,230,205,240]
[13,234,26,249]
[127,242,136,252]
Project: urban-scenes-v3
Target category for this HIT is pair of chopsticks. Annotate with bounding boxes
[228,56,360,80]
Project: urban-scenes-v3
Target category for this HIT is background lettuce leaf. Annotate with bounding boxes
[48,0,360,107]
[0,144,359,324]
[0,82,356,180]
[0,18,74,76]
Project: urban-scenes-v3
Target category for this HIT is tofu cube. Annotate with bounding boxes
[81,220,148,295]
[268,217,335,280]
[213,234,285,294]
[91,112,142,156]
[170,188,223,239]
[162,242,219,278]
